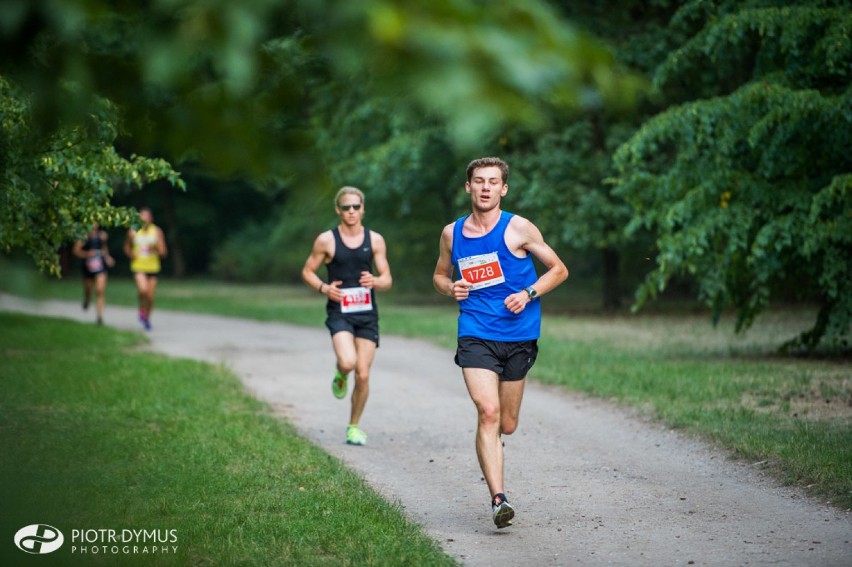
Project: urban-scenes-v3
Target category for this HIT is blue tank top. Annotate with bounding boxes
[451,211,541,341]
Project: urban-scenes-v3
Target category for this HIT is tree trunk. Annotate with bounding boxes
[602,246,621,310]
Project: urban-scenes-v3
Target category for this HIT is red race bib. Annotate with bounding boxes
[458,252,505,290]
[340,287,373,313]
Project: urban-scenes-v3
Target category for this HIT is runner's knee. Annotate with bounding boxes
[500,417,519,435]
[337,356,356,373]
[477,402,500,428]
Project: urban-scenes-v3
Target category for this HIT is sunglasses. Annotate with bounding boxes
[339,203,362,211]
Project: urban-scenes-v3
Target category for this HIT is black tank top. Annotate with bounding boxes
[83,233,103,253]
[326,227,376,315]
[81,232,106,274]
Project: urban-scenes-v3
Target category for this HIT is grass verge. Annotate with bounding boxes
[0,312,458,566]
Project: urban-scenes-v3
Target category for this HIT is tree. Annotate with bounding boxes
[0,76,183,275]
[312,78,462,284]
[2,0,643,280]
[613,1,852,351]
[2,0,642,172]
[506,112,646,309]
[505,1,676,309]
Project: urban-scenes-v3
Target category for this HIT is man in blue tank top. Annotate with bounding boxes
[433,157,569,529]
[302,187,393,446]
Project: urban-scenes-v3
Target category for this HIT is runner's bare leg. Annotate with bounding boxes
[94,272,107,320]
[349,337,377,425]
[463,367,505,498]
[331,331,357,377]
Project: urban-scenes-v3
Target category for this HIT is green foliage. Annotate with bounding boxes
[509,119,635,251]
[315,103,460,288]
[657,4,852,97]
[0,76,184,275]
[210,198,329,284]
[312,0,646,149]
[614,0,852,351]
[2,0,314,180]
[496,1,675,308]
[2,0,643,177]
[1,0,646,286]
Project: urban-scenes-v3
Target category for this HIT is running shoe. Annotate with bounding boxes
[492,493,514,528]
[331,371,348,399]
[140,313,151,331]
[346,425,367,446]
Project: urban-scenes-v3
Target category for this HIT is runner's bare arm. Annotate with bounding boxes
[433,223,471,301]
[123,230,135,260]
[302,232,342,301]
[504,217,568,314]
[72,239,88,259]
[157,227,168,258]
[360,231,392,291]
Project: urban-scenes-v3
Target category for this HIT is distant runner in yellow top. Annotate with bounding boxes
[124,207,167,331]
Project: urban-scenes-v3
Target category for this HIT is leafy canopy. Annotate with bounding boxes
[1,0,644,275]
[0,77,184,275]
[613,1,852,351]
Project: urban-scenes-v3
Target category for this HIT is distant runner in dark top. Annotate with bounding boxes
[73,222,115,325]
[302,186,393,446]
[433,157,569,529]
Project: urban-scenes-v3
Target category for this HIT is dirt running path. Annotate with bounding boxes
[2,295,850,566]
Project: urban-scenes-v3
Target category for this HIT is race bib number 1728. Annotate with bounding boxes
[457,252,505,291]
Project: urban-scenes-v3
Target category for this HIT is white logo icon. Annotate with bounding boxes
[14,524,64,554]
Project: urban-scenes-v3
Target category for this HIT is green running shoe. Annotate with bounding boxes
[346,425,367,446]
[491,493,514,528]
[332,371,348,399]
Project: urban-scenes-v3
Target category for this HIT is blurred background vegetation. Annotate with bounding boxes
[1,0,849,352]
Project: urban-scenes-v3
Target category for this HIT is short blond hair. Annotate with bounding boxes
[335,186,364,207]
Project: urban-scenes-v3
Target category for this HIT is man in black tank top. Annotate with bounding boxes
[302,186,393,446]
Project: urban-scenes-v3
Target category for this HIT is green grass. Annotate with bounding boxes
[0,312,459,566]
[535,334,851,505]
[3,260,850,510]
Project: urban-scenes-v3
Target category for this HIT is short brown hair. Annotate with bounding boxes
[466,157,509,183]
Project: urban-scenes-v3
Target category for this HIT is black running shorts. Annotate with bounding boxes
[325,312,380,347]
[454,337,538,382]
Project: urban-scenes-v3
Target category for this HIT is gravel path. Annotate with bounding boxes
[2,294,850,566]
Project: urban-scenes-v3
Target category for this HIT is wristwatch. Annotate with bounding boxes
[523,286,538,300]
